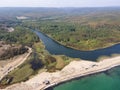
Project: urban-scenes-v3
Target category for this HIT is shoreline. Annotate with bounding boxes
[44,60,120,90]
[4,55,120,90]
[45,68,114,90]
[33,56,120,90]
[43,56,120,90]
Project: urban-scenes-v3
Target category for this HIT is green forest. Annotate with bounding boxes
[0,26,39,46]
[24,21,120,50]
[20,7,120,50]
[0,23,72,86]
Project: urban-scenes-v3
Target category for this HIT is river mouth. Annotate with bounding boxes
[34,30,120,61]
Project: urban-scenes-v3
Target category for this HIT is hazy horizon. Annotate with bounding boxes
[0,0,120,7]
[0,6,120,8]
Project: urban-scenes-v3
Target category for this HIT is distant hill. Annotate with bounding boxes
[0,7,120,20]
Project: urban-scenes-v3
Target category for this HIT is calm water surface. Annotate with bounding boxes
[52,66,120,90]
[35,30,120,61]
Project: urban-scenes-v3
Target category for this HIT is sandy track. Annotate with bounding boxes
[3,55,120,90]
[0,47,32,81]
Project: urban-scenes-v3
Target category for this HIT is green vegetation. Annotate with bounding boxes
[24,21,120,50]
[54,55,72,70]
[33,42,72,72]
[0,21,73,85]
[0,42,72,85]
[21,7,120,50]
[0,26,39,46]
[1,7,119,51]
[0,42,44,85]
[1,7,120,86]
[0,25,40,60]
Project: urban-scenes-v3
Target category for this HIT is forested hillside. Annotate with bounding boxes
[0,24,40,60]
[24,20,120,50]
[39,22,120,50]
[17,7,120,50]
[0,26,39,46]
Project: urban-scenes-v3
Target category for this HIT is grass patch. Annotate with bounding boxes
[8,64,33,83]
[53,55,75,70]
[0,52,44,85]
[54,56,65,70]
[0,42,76,86]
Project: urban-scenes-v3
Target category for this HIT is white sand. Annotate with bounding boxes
[2,55,120,90]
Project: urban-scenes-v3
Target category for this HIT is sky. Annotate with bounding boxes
[0,0,120,7]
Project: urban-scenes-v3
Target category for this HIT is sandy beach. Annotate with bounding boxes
[2,55,120,90]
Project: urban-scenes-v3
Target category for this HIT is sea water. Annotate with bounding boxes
[53,66,120,90]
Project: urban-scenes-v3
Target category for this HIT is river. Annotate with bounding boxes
[35,30,120,90]
[35,30,120,61]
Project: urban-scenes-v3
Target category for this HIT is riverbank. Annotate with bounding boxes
[42,31,120,51]
[3,55,120,90]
